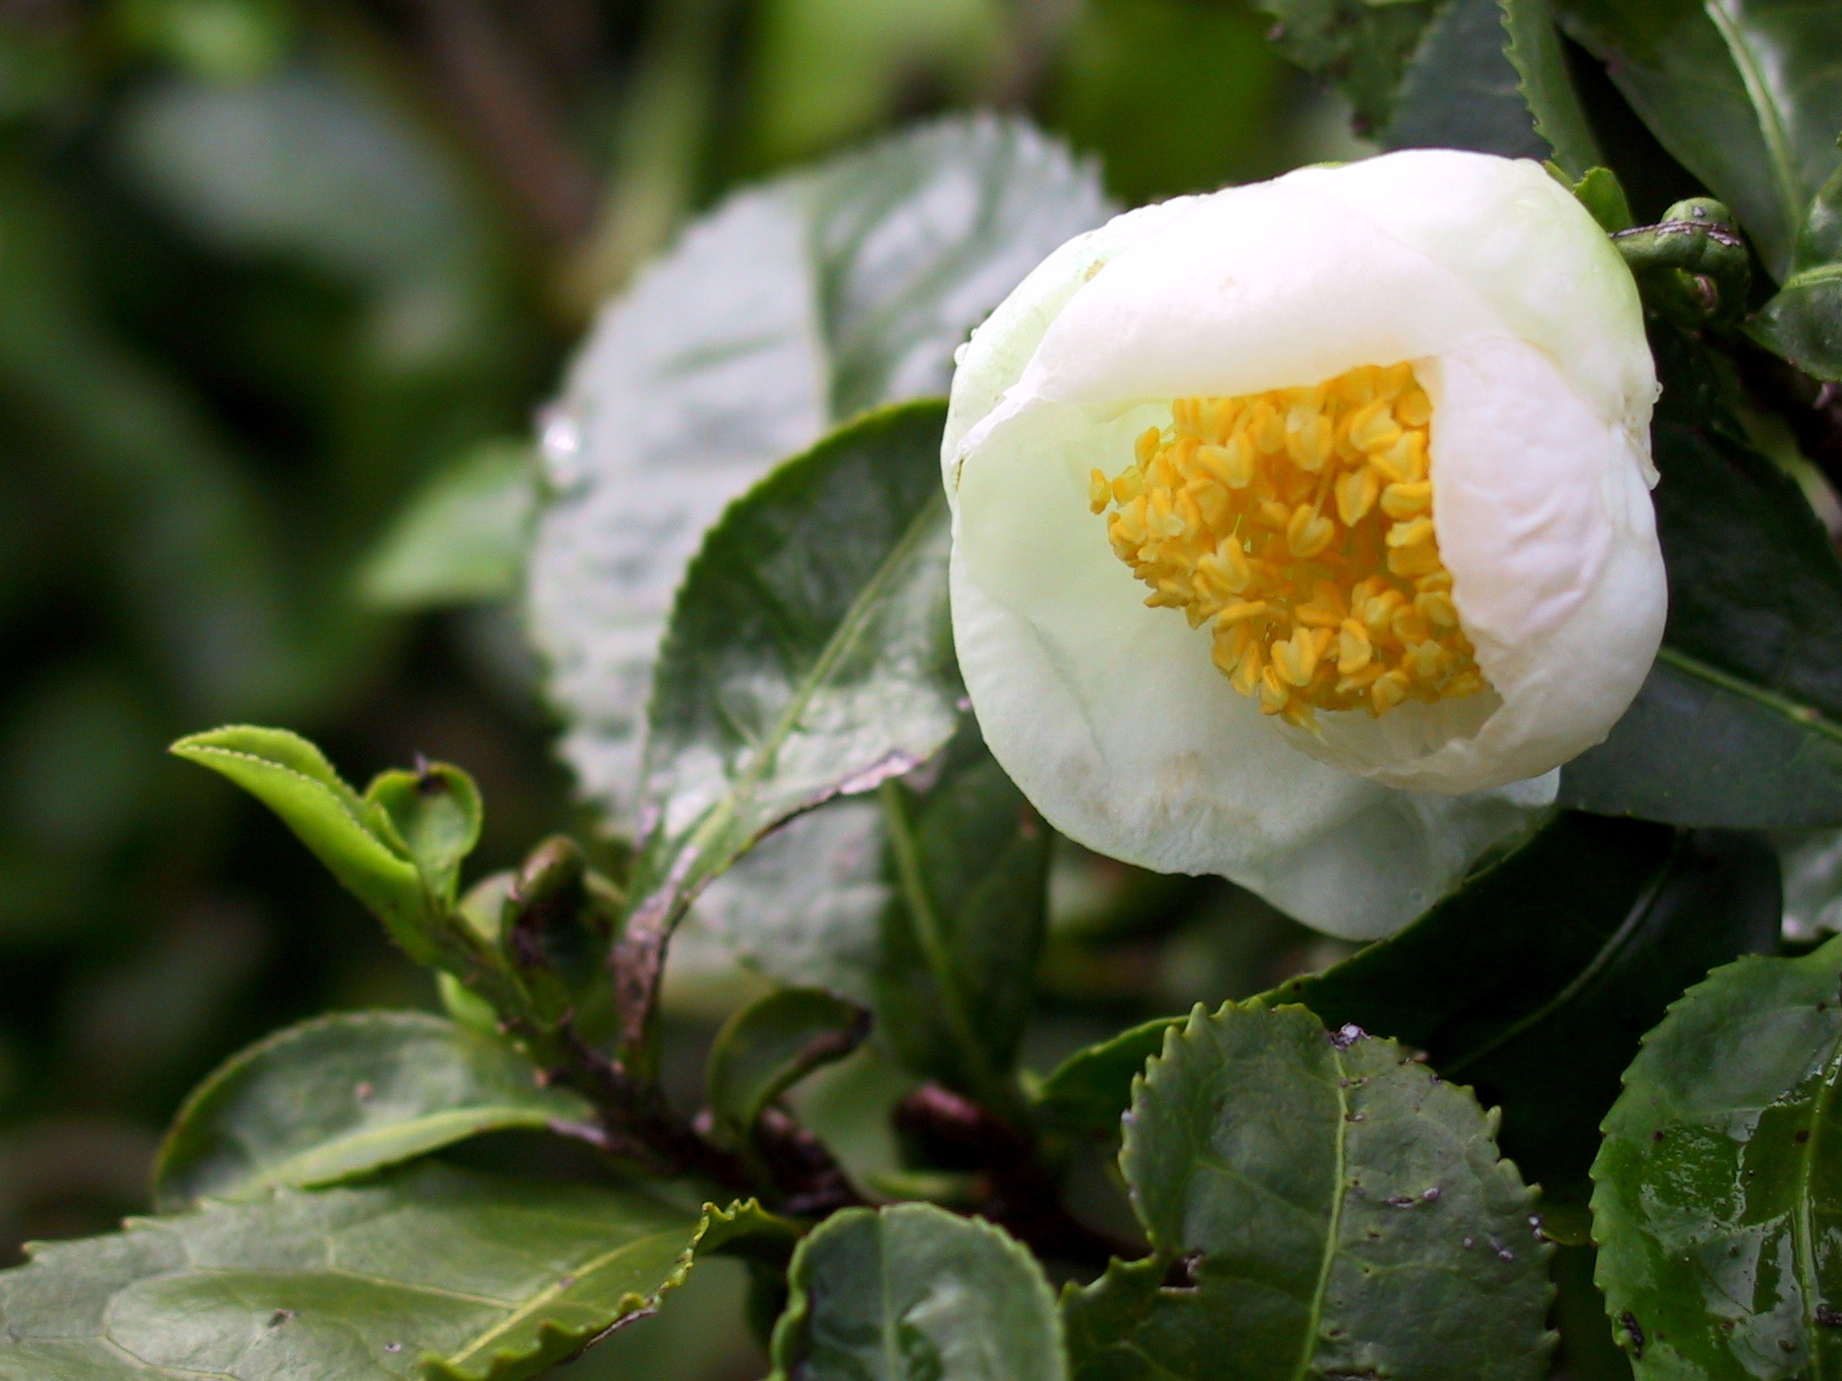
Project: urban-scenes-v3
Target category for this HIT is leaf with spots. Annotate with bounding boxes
[1591,932,1842,1379]
[1061,1001,1554,1381]
[0,1163,791,1381]
[153,1012,592,1211]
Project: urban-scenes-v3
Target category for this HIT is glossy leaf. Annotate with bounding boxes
[152,1011,590,1211]
[1560,331,1842,827]
[874,719,1051,1110]
[1552,0,1842,279]
[1502,0,1604,177]
[1062,1002,1553,1381]
[1591,933,1842,1379]
[1385,0,1548,159]
[1256,0,1445,138]
[621,401,961,967]
[767,1202,1066,1381]
[528,116,1107,827]
[0,1163,776,1381]
[171,726,428,956]
[364,762,483,908]
[1751,159,1842,382]
[359,441,537,609]
[706,987,871,1140]
[1278,812,1781,1195]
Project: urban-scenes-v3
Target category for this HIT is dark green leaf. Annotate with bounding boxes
[767,1202,1065,1381]
[624,400,960,955]
[1561,329,1842,827]
[364,762,483,908]
[706,988,871,1141]
[359,442,537,609]
[1750,159,1842,381]
[1276,812,1780,1195]
[1503,0,1604,177]
[1552,1244,1634,1381]
[529,117,1107,828]
[1256,0,1445,138]
[0,1163,771,1381]
[1552,0,1842,279]
[1062,1002,1553,1381]
[171,726,428,955]
[1385,0,1548,159]
[1591,933,1842,1379]
[874,719,1051,1111]
[152,1012,591,1212]
[1031,1016,1178,1138]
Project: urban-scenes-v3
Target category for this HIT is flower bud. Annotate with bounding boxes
[942,150,1665,937]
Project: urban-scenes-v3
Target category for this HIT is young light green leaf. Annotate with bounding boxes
[615,401,961,1063]
[1256,0,1446,139]
[874,720,1051,1113]
[1591,933,1842,1378]
[767,1202,1066,1381]
[171,725,428,957]
[1277,812,1781,1196]
[152,1011,591,1211]
[1750,159,1842,381]
[1552,0,1842,280]
[1385,0,1549,159]
[364,762,483,908]
[1570,165,1636,232]
[529,116,1107,829]
[359,441,537,609]
[1062,1002,1554,1381]
[0,1163,770,1381]
[1501,0,1603,177]
[1560,331,1842,827]
[707,987,871,1141]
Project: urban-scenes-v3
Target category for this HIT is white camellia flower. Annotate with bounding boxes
[943,149,1666,939]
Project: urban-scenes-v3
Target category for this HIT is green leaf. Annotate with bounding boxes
[171,726,429,957]
[620,401,962,1000]
[1552,0,1842,280]
[0,1162,768,1381]
[874,719,1052,1111]
[707,988,871,1141]
[1276,812,1781,1195]
[1571,165,1637,232]
[1591,933,1842,1379]
[1502,0,1604,177]
[529,116,1107,829]
[1560,331,1842,827]
[1032,1016,1180,1138]
[1384,0,1549,159]
[1750,159,1842,381]
[1062,1002,1554,1381]
[364,762,484,908]
[767,1202,1066,1381]
[359,441,537,609]
[152,1011,592,1211]
[1256,0,1446,138]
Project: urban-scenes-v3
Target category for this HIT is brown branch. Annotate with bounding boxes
[894,1083,1137,1268]
[404,0,597,246]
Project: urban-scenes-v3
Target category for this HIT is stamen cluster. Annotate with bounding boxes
[1090,363,1489,729]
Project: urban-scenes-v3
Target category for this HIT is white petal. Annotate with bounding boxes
[949,398,1545,938]
[1288,150,1657,478]
[1286,334,1666,791]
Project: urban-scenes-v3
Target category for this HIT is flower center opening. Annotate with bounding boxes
[1089,362,1490,731]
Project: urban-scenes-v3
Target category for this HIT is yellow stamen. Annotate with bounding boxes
[1091,362,1489,720]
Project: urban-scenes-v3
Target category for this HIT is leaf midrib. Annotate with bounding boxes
[1703,0,1803,253]
[233,1106,568,1199]
[1794,1002,1842,1381]
[1291,1048,1353,1381]
[660,484,948,900]
[1659,646,1842,746]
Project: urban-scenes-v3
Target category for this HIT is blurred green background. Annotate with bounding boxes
[0,0,1345,1371]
